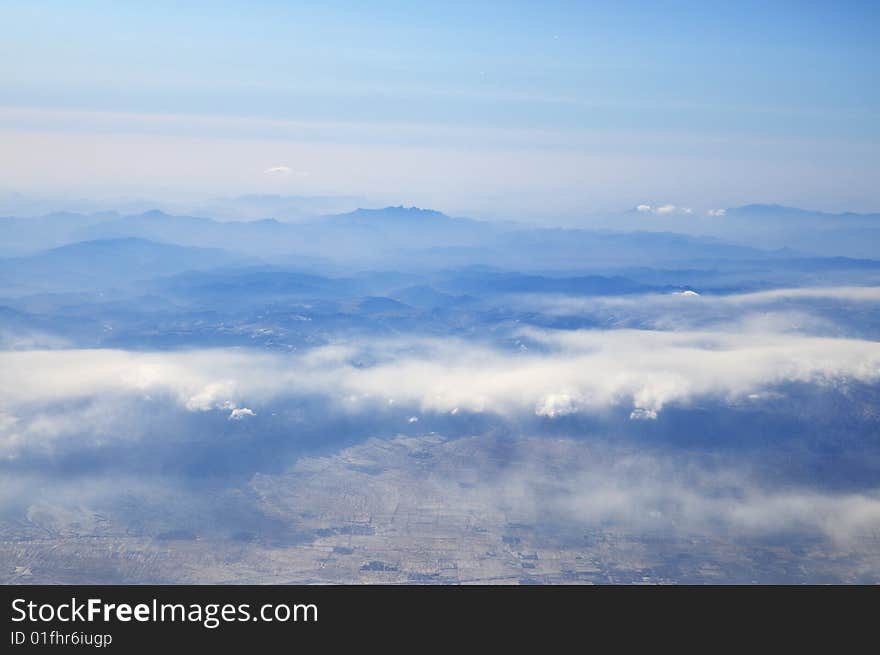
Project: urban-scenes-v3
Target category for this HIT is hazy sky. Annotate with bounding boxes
[1,1,878,219]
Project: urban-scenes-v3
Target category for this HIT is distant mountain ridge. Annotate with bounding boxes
[727,204,880,220]
[0,237,248,294]
[2,202,878,266]
[328,206,461,224]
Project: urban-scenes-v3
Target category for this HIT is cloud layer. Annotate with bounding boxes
[1,325,879,458]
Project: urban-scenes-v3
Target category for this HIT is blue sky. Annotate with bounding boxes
[1,1,878,218]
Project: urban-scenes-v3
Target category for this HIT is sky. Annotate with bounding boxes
[1,0,878,219]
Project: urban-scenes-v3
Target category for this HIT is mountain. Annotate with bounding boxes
[5,203,875,271]
[183,194,365,222]
[326,206,480,230]
[436,271,661,296]
[726,204,880,221]
[2,206,499,261]
[325,205,458,229]
[58,206,494,259]
[154,268,361,308]
[315,206,501,252]
[720,205,880,258]
[0,238,250,294]
[588,204,880,259]
[0,211,115,256]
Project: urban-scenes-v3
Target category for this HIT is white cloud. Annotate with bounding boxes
[264,165,310,177]
[229,407,256,420]
[545,286,880,308]
[4,430,877,582]
[508,285,880,336]
[1,333,879,570]
[256,432,880,547]
[535,392,578,418]
[0,288,878,460]
[707,208,727,217]
[263,165,293,175]
[629,407,657,420]
[185,382,238,412]
[1,323,879,458]
[636,203,693,216]
[722,286,880,303]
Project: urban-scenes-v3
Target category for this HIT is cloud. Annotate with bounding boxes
[535,392,578,418]
[263,165,310,176]
[1,326,879,581]
[720,286,880,303]
[508,285,880,336]
[6,429,880,582]
[185,381,238,412]
[522,285,880,308]
[542,444,880,543]
[263,165,293,175]
[636,203,693,215]
[0,285,878,464]
[707,208,726,217]
[228,407,255,420]
[254,432,880,549]
[1,324,879,461]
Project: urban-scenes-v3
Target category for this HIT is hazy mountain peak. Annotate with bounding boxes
[339,206,452,221]
[728,204,814,216]
[52,236,158,250]
[727,204,880,223]
[138,209,172,219]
